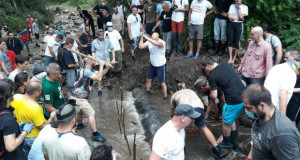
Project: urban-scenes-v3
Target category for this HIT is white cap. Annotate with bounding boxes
[106,22,113,26]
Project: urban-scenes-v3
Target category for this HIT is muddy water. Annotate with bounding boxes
[76,88,151,160]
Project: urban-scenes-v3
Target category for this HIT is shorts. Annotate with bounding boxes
[194,107,206,127]
[222,102,244,125]
[130,36,140,51]
[171,20,184,33]
[93,65,113,78]
[64,69,76,92]
[286,98,300,122]
[189,24,204,40]
[147,63,167,83]
[71,96,95,118]
[35,33,40,40]
[214,18,227,41]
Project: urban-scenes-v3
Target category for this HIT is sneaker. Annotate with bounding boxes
[211,146,225,159]
[107,85,112,90]
[131,56,136,62]
[98,90,103,96]
[92,133,106,142]
[193,55,199,60]
[185,53,193,58]
[76,124,85,130]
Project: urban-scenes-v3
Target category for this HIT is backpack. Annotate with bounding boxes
[271,35,285,64]
[73,69,93,99]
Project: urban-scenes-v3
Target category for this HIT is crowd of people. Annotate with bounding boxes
[0,0,300,160]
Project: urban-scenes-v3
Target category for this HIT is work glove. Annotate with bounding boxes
[23,123,34,134]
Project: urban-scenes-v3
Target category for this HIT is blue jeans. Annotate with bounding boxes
[23,137,36,158]
[44,56,56,66]
[20,40,30,53]
[214,17,228,42]
[163,31,172,51]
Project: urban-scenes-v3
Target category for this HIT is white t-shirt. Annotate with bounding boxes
[105,30,122,51]
[40,125,91,160]
[131,0,140,6]
[228,4,248,22]
[171,0,189,22]
[264,63,296,109]
[146,39,166,67]
[72,41,79,62]
[127,14,142,38]
[45,38,61,57]
[8,69,20,81]
[117,5,124,14]
[80,24,85,34]
[43,34,56,43]
[190,0,212,25]
[152,120,185,160]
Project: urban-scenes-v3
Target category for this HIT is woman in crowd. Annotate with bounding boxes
[227,0,248,64]
[0,41,12,78]
[14,72,30,94]
[0,79,33,160]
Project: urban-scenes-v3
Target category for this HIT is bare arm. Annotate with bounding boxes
[120,38,125,52]
[45,104,57,113]
[188,9,192,25]
[111,49,116,62]
[210,89,218,99]
[274,46,283,65]
[48,46,57,59]
[139,35,148,49]
[127,23,133,40]
[293,88,300,93]
[279,89,288,115]
[144,35,164,47]
[149,151,162,160]
[154,20,162,29]
[4,131,28,152]
[205,8,215,17]
[175,4,189,12]
[143,12,146,25]
[38,112,56,130]
[238,8,245,20]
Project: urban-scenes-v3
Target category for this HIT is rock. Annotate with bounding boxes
[73,19,82,25]
[55,6,64,12]
[238,113,254,128]
[63,10,70,13]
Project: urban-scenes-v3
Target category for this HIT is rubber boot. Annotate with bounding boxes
[218,44,226,56]
[212,43,220,56]
[231,130,238,150]
[218,135,233,149]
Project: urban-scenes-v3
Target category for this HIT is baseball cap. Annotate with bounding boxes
[97,30,105,35]
[174,104,201,118]
[52,103,77,128]
[106,22,113,26]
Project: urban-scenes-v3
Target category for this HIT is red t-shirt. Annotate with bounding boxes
[6,50,16,71]
[26,18,35,27]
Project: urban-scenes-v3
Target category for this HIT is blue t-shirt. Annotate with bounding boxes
[0,51,12,73]
[91,39,114,62]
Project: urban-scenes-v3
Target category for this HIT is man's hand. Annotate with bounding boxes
[111,59,116,64]
[121,47,125,53]
[188,21,191,26]
[83,44,88,47]
[50,111,56,119]
[221,12,227,17]
[129,35,133,40]
[55,56,58,61]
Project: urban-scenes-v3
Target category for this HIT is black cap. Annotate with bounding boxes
[174,104,201,118]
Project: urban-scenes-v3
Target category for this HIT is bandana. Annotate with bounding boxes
[162,4,168,9]
[288,60,300,75]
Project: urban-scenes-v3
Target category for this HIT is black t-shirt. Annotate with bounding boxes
[60,49,76,70]
[80,10,93,21]
[137,5,144,22]
[0,108,25,160]
[215,0,233,20]
[252,108,300,159]
[102,15,112,26]
[79,33,92,45]
[208,62,245,104]
[159,10,172,32]
[93,4,109,19]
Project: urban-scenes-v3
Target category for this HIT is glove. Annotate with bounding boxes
[235,3,240,10]
[19,122,26,131]
[23,123,34,134]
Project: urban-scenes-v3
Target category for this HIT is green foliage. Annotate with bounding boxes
[0,0,53,33]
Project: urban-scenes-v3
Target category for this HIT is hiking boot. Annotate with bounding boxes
[107,85,112,91]
[131,56,136,62]
[218,136,233,149]
[92,133,106,142]
[98,90,103,96]
[76,124,85,130]
[212,43,220,56]
[211,145,225,159]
